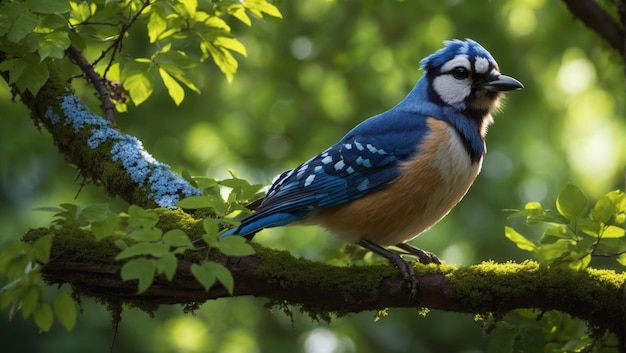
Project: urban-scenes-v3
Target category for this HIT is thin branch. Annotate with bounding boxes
[66,45,116,123]
[561,0,626,58]
[93,0,154,78]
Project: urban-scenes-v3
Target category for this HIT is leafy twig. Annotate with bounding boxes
[92,0,153,78]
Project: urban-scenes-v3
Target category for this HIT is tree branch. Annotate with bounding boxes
[26,222,626,339]
[561,0,626,58]
[0,55,200,208]
[66,45,117,124]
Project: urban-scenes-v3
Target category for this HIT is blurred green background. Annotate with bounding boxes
[1,0,625,352]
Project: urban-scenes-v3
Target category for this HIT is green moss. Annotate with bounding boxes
[447,260,626,333]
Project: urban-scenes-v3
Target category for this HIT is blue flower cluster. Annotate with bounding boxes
[44,94,201,208]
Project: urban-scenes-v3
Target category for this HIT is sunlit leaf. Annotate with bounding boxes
[147,3,167,43]
[600,225,625,239]
[504,226,537,251]
[159,67,185,105]
[556,184,588,222]
[124,70,153,106]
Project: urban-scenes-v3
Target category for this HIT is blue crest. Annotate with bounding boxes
[419,39,495,70]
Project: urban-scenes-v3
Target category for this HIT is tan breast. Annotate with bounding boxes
[311,118,482,246]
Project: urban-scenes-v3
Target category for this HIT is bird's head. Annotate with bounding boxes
[420,39,523,113]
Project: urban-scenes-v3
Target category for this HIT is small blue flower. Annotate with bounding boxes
[45,107,60,124]
[48,93,201,208]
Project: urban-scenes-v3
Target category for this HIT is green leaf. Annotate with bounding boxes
[217,236,255,256]
[147,3,167,43]
[229,6,251,26]
[14,54,49,95]
[591,195,614,223]
[156,253,177,281]
[578,218,601,237]
[162,229,193,248]
[26,0,70,14]
[7,9,38,43]
[127,205,159,228]
[120,258,157,293]
[128,228,163,242]
[243,0,283,19]
[53,291,77,331]
[202,218,219,247]
[204,262,234,294]
[214,36,247,57]
[76,204,110,224]
[124,69,153,106]
[616,253,626,267]
[190,263,216,291]
[115,242,170,260]
[556,184,588,222]
[159,67,185,105]
[504,226,537,251]
[201,42,238,82]
[600,225,625,239]
[21,285,40,319]
[177,195,228,214]
[487,325,517,353]
[33,302,54,332]
[32,233,54,263]
[91,212,121,241]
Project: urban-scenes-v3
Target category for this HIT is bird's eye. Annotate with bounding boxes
[452,67,469,80]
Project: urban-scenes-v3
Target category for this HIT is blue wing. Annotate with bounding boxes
[224,109,432,236]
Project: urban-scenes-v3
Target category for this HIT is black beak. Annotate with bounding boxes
[480,74,524,92]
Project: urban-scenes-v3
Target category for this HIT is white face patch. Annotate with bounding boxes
[434,54,473,106]
[433,74,472,106]
[440,55,470,73]
[474,57,490,74]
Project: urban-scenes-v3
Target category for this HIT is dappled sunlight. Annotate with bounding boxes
[303,328,355,353]
[156,316,214,353]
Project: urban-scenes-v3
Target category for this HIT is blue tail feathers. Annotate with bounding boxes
[219,212,301,238]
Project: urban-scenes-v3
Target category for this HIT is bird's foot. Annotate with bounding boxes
[395,243,441,265]
[358,239,418,298]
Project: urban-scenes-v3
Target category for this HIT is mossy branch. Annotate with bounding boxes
[0,55,200,208]
[25,212,626,341]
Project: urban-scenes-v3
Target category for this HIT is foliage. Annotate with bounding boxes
[0,0,281,107]
[506,184,626,270]
[497,184,626,352]
[0,172,261,329]
[0,234,77,332]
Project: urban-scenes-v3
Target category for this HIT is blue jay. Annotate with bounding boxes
[223,39,523,294]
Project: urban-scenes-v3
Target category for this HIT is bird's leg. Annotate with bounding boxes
[395,243,441,265]
[358,239,417,297]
